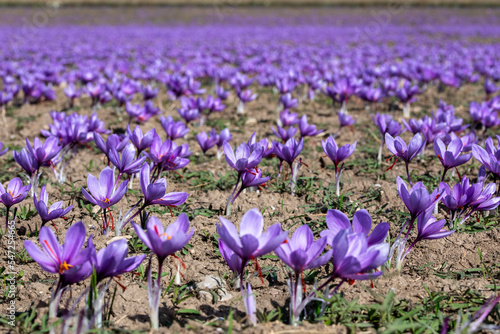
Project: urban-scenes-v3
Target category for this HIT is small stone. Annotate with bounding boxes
[245,117,257,126]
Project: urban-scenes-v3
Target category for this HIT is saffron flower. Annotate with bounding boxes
[108,144,146,176]
[81,167,129,234]
[0,142,8,156]
[0,177,30,230]
[273,138,304,194]
[196,131,219,153]
[433,138,472,181]
[298,115,324,138]
[222,141,263,213]
[34,185,74,228]
[321,136,356,196]
[385,133,426,185]
[275,225,332,325]
[24,221,93,317]
[217,208,287,325]
[271,125,297,142]
[160,116,189,140]
[320,209,389,248]
[372,113,405,163]
[132,215,194,329]
[127,124,156,155]
[139,164,189,218]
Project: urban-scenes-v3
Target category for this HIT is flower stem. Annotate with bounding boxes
[226,174,241,216]
[405,162,413,186]
[149,257,164,330]
[4,206,10,232]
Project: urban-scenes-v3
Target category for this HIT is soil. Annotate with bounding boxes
[0,6,499,334]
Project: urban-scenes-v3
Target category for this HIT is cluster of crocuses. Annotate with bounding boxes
[217,207,389,326]
[23,213,194,330]
[380,121,500,270]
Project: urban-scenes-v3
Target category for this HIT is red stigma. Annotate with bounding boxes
[385,156,399,171]
[251,256,265,284]
[172,254,187,270]
[348,279,355,285]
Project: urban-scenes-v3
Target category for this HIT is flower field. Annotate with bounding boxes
[0,6,499,334]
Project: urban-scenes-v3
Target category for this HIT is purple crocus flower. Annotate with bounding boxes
[127,124,156,155]
[0,177,30,229]
[216,128,232,159]
[472,143,500,179]
[81,167,128,210]
[236,89,257,113]
[385,133,426,185]
[141,85,159,101]
[81,167,129,234]
[108,144,146,175]
[320,209,389,248]
[230,168,270,205]
[280,93,299,110]
[139,163,189,209]
[196,131,219,153]
[223,142,263,175]
[338,111,356,128]
[217,208,287,322]
[90,238,145,282]
[222,142,264,213]
[470,101,500,129]
[415,208,454,242]
[94,133,129,157]
[177,107,200,124]
[132,214,193,329]
[64,83,81,108]
[271,125,297,142]
[26,137,61,168]
[275,224,332,325]
[247,133,274,158]
[12,148,38,177]
[434,138,472,181]
[321,136,357,196]
[160,116,189,140]
[397,176,442,226]
[372,113,405,163]
[147,133,190,171]
[298,115,324,138]
[215,86,230,100]
[24,221,93,317]
[279,109,299,127]
[330,229,388,281]
[133,215,194,263]
[34,185,73,227]
[217,208,287,267]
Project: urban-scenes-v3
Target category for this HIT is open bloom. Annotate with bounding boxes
[397,176,441,222]
[24,221,93,285]
[89,238,145,282]
[320,209,389,248]
[216,208,288,265]
[223,142,263,174]
[26,137,61,168]
[321,136,356,172]
[298,115,324,138]
[160,116,189,140]
[275,225,332,274]
[434,138,472,170]
[139,164,188,208]
[330,229,388,281]
[34,185,73,226]
[81,167,129,210]
[127,124,156,154]
[415,208,454,241]
[271,125,297,142]
[273,138,304,168]
[94,133,129,156]
[385,133,426,164]
[133,214,194,262]
[0,177,30,208]
[108,144,146,175]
